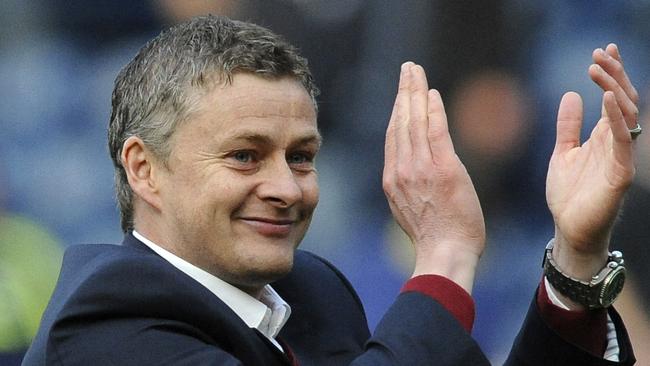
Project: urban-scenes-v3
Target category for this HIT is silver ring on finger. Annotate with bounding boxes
[629,123,643,140]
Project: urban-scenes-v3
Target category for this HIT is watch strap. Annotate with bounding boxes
[542,239,625,309]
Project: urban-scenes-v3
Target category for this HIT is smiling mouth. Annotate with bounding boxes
[238,217,296,237]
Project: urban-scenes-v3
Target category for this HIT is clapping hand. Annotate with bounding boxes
[546,44,639,292]
[382,62,485,294]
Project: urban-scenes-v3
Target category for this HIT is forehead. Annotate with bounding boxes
[224,73,313,104]
[175,73,319,145]
[218,74,315,121]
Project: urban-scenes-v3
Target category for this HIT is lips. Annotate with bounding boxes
[238,217,296,237]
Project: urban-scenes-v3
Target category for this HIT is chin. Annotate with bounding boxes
[232,265,294,295]
[230,248,296,289]
[253,252,295,281]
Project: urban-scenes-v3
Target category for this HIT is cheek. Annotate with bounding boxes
[210,175,258,211]
[300,174,319,208]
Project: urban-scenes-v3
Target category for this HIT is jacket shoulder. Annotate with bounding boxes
[24,244,257,365]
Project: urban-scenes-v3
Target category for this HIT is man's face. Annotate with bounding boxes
[153,73,320,294]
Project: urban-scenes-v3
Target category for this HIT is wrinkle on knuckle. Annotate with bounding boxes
[427,104,443,117]
[611,61,623,75]
[410,115,427,126]
[627,108,639,122]
[395,118,410,130]
[427,126,447,141]
[631,90,640,105]
[412,166,434,185]
[395,166,413,187]
[383,185,396,200]
[622,109,638,124]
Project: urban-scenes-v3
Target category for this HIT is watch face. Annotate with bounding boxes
[599,267,626,308]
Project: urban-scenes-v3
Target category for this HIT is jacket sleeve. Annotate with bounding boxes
[504,288,636,366]
[350,291,490,366]
[296,253,490,366]
[307,253,636,366]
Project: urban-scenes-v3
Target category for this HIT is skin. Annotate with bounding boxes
[122,73,320,298]
[383,43,639,303]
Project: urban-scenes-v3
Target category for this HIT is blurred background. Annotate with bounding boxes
[1,0,649,364]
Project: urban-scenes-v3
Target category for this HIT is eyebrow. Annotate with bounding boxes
[293,134,323,148]
[226,131,323,148]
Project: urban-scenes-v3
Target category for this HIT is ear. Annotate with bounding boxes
[121,136,164,211]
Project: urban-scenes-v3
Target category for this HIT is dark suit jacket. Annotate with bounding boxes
[23,234,635,365]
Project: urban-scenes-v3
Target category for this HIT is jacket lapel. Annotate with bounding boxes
[121,232,293,365]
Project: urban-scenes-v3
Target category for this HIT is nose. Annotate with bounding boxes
[257,157,302,208]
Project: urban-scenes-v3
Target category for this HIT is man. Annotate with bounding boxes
[24,15,639,365]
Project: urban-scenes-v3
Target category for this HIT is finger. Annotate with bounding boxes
[603,91,633,164]
[409,64,433,160]
[395,62,414,160]
[592,46,639,105]
[385,62,413,175]
[427,89,455,155]
[384,94,398,176]
[589,63,638,128]
[554,92,584,154]
[606,43,623,65]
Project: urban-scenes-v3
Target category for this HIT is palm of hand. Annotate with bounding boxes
[547,117,634,253]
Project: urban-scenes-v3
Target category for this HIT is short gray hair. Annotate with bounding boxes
[108,15,318,232]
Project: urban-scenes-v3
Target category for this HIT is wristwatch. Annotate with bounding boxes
[542,240,626,309]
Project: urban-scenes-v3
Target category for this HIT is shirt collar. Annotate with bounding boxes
[132,230,291,344]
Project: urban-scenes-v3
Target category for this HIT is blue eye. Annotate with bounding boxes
[233,151,253,163]
[287,153,315,168]
[288,153,308,164]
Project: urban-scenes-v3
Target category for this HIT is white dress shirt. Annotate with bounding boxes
[132,230,291,351]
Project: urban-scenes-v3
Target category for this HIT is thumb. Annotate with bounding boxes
[554,92,584,155]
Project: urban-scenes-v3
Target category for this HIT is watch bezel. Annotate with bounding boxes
[598,265,626,308]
